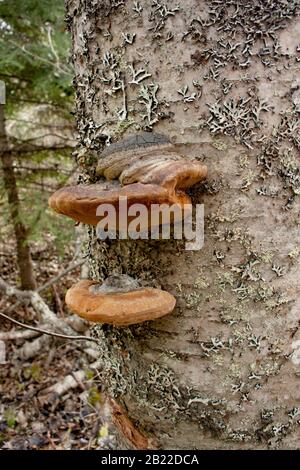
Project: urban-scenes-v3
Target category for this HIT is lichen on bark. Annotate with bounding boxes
[66,0,300,449]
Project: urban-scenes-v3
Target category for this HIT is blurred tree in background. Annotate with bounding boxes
[0,0,76,289]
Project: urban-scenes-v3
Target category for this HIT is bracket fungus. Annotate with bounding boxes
[65,274,176,325]
[49,132,207,230]
[50,133,205,326]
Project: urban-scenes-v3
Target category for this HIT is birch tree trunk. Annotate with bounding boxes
[65,0,300,449]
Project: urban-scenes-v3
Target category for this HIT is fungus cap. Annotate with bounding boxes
[65,277,176,325]
[49,181,191,227]
[97,132,207,190]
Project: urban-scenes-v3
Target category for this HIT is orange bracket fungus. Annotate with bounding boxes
[65,274,176,326]
[49,133,207,325]
[49,132,207,229]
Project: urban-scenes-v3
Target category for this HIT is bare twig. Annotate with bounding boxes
[7,39,72,77]
[46,24,61,66]
[37,259,85,294]
[0,257,91,356]
[45,360,101,396]
[0,311,97,343]
[0,277,77,336]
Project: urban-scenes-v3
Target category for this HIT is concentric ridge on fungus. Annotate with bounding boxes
[100,132,170,157]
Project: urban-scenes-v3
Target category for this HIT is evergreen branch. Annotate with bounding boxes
[46,24,61,67]
[6,39,73,77]
[0,72,32,82]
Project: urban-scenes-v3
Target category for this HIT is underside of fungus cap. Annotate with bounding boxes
[49,181,191,227]
[65,275,176,325]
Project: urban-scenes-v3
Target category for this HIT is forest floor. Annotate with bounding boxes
[0,237,107,450]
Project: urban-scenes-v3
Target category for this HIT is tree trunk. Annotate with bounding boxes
[0,104,36,290]
[66,0,300,449]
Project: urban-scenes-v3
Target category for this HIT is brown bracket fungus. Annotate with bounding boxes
[97,132,207,192]
[65,275,176,326]
[51,134,204,326]
[48,132,207,229]
[48,180,191,228]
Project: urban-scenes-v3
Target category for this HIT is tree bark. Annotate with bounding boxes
[0,104,37,290]
[65,0,300,449]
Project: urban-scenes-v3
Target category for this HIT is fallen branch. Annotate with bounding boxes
[0,261,94,360]
[0,311,98,343]
[0,340,6,364]
[30,291,76,334]
[84,347,99,360]
[0,328,39,341]
[45,360,101,396]
[0,278,31,299]
[18,335,51,360]
[17,336,98,362]
[0,277,77,335]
